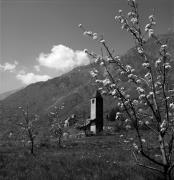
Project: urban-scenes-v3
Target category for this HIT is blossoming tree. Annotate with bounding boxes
[18,105,39,155]
[49,105,65,148]
[79,0,174,179]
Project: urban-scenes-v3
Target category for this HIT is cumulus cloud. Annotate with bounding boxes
[37,45,90,75]
[16,71,51,85]
[0,61,18,72]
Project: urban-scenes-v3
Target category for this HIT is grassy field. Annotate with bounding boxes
[0,133,167,180]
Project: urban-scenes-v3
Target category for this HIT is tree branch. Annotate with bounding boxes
[132,151,163,174]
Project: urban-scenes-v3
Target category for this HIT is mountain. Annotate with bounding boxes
[0,33,173,138]
[0,88,22,101]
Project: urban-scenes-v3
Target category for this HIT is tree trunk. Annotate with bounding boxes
[159,134,168,164]
[163,171,172,180]
[58,137,62,148]
[158,134,172,180]
[30,139,34,155]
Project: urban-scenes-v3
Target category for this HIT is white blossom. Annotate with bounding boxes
[110,83,116,88]
[164,62,171,69]
[145,72,151,81]
[125,94,130,99]
[137,87,145,93]
[128,0,136,3]
[95,79,102,83]
[90,71,97,77]
[115,16,119,20]
[103,78,111,86]
[160,44,167,51]
[120,19,125,24]
[145,121,150,125]
[137,47,144,54]
[115,15,122,21]
[155,59,161,67]
[130,17,138,24]
[148,29,154,37]
[93,33,98,40]
[100,62,104,66]
[93,69,98,73]
[133,143,138,150]
[145,23,151,32]
[120,71,125,75]
[160,120,167,132]
[136,79,142,84]
[131,68,135,72]
[148,15,154,22]
[155,154,161,158]
[138,120,143,125]
[169,103,174,109]
[142,62,150,68]
[118,9,123,14]
[95,56,102,63]
[126,65,133,72]
[128,74,134,78]
[115,112,121,119]
[155,81,161,87]
[100,39,105,43]
[138,108,143,113]
[125,119,130,123]
[121,23,129,30]
[147,91,153,98]
[115,55,121,61]
[124,140,129,143]
[132,100,138,106]
[125,125,131,129]
[83,31,93,36]
[111,89,117,96]
[128,11,135,17]
[78,24,82,28]
[141,138,146,143]
[9,132,13,137]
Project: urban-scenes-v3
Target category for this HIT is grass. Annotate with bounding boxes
[0,133,167,180]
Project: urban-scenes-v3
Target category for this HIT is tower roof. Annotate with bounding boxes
[93,90,102,99]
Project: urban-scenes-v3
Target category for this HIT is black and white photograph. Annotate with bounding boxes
[0,0,174,179]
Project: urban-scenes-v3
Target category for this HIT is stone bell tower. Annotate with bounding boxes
[90,90,103,134]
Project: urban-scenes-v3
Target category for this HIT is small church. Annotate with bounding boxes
[79,90,103,135]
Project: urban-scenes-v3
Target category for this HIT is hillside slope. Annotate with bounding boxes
[0,89,21,101]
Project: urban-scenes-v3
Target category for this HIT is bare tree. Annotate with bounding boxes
[79,0,174,179]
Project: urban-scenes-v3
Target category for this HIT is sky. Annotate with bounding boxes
[0,0,173,93]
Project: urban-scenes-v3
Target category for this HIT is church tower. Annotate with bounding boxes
[90,90,103,134]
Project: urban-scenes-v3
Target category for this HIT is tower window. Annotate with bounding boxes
[92,99,95,104]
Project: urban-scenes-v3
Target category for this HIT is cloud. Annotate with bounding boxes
[16,72,51,85]
[34,65,41,72]
[0,61,18,72]
[37,45,90,75]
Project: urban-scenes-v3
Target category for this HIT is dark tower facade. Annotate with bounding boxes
[90,90,103,133]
